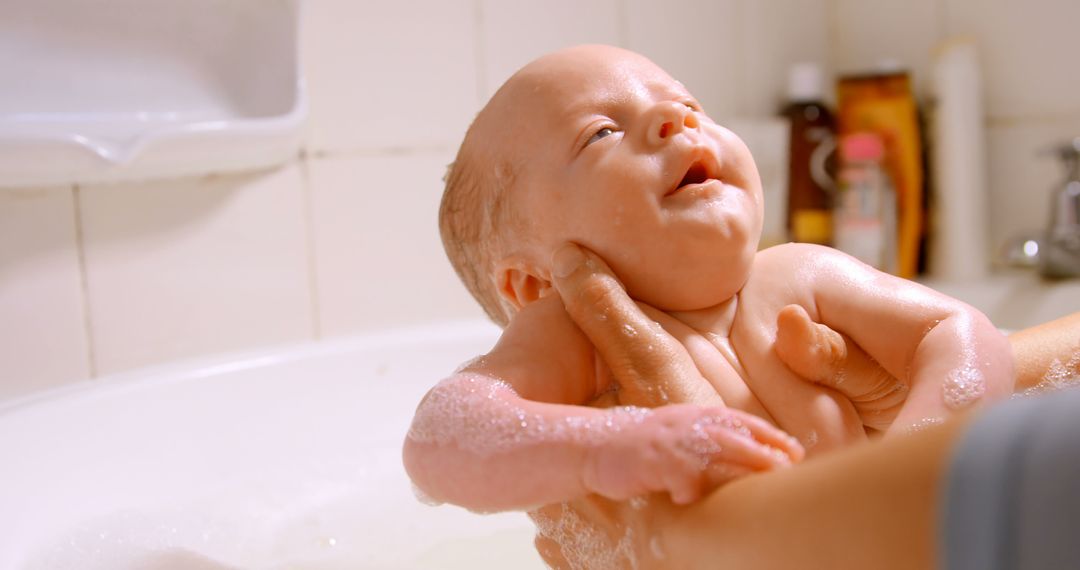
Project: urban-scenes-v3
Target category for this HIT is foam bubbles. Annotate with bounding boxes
[649,536,665,560]
[681,414,749,469]
[942,365,986,410]
[453,355,489,374]
[411,482,443,507]
[407,374,652,457]
[531,503,637,570]
[1017,347,1080,398]
[904,417,945,434]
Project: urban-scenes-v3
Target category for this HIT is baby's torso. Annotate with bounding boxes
[592,246,865,453]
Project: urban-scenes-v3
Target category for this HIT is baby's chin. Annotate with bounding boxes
[626,272,747,313]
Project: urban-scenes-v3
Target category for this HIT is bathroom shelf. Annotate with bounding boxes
[0,0,306,188]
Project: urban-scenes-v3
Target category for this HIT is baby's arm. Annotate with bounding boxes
[403,294,800,512]
[796,245,1015,432]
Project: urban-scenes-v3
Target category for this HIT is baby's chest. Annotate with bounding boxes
[671,294,839,427]
[650,310,776,421]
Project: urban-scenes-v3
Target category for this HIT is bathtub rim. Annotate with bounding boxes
[0,317,501,416]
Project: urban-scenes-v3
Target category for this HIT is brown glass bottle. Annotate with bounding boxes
[784,64,836,245]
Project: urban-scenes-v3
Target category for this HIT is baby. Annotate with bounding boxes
[403,45,1014,512]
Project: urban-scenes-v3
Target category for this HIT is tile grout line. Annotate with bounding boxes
[985,112,1080,128]
[305,144,458,162]
[824,0,840,81]
[731,0,748,118]
[71,184,99,378]
[614,0,629,48]
[298,155,323,340]
[473,0,487,106]
[937,0,951,40]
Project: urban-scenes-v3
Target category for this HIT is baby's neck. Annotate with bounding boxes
[666,293,739,340]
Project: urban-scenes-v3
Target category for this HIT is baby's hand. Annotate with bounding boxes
[583,405,804,504]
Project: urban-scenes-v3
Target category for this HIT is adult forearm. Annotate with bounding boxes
[1011,311,1080,392]
[660,409,977,570]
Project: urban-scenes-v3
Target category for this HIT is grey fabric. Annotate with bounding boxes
[942,388,1080,570]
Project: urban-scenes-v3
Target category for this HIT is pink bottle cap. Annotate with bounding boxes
[840,133,885,162]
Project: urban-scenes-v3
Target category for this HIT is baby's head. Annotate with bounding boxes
[441,45,763,327]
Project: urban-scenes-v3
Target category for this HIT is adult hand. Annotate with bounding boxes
[549,242,720,408]
[554,242,801,500]
[530,491,679,570]
[533,243,802,569]
[549,239,905,432]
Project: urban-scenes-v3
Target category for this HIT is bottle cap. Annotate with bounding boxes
[840,133,885,162]
[787,63,824,102]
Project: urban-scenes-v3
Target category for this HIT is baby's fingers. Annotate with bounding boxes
[727,409,805,463]
[702,423,794,471]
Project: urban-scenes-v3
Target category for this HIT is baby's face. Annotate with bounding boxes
[494,46,763,311]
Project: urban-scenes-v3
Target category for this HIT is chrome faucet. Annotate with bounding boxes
[1041,138,1080,278]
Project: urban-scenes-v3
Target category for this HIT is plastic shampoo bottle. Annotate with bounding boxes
[834,133,898,272]
[783,63,836,245]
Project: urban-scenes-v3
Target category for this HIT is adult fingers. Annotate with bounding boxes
[551,242,708,407]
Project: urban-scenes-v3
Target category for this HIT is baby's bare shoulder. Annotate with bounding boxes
[754,242,844,272]
[740,243,842,304]
[472,295,598,405]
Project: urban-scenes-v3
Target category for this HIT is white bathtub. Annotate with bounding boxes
[0,320,545,569]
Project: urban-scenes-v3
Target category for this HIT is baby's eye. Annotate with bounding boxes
[586,127,617,146]
[683,101,701,112]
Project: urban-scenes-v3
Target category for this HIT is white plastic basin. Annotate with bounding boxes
[0,321,544,569]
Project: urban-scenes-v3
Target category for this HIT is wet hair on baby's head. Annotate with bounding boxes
[439,118,521,327]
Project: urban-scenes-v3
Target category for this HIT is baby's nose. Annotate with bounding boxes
[646,101,700,147]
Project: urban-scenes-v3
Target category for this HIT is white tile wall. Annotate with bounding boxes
[78,165,314,375]
[0,187,90,398]
[828,0,943,99]
[307,152,484,336]
[4,0,1080,400]
[985,117,1080,251]
[734,0,830,116]
[479,0,621,99]
[622,0,740,119]
[304,0,480,154]
[944,0,1080,120]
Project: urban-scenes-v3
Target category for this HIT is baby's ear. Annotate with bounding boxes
[494,257,553,311]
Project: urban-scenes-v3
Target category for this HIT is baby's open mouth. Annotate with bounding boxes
[665,160,712,196]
